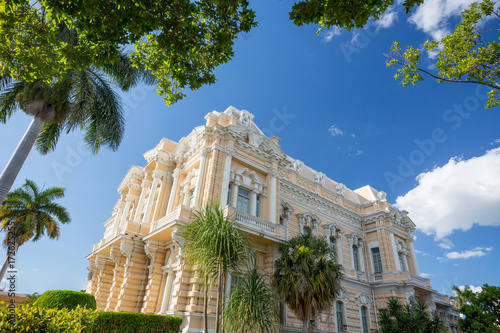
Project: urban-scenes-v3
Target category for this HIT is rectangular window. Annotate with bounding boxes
[353,245,360,271]
[279,299,285,325]
[227,183,232,206]
[330,237,337,260]
[230,273,243,290]
[371,247,383,274]
[336,301,344,332]
[255,194,261,217]
[361,306,369,333]
[236,187,251,214]
[167,271,177,311]
[307,317,316,329]
[399,252,406,272]
[188,189,195,207]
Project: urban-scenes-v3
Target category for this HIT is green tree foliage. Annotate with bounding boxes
[289,0,423,31]
[273,233,343,333]
[181,202,252,333]
[386,0,500,108]
[0,0,256,105]
[456,284,500,333]
[379,298,447,333]
[223,265,279,333]
[0,179,70,281]
[34,290,97,311]
[92,311,183,333]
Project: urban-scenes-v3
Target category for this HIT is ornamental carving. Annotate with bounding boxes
[347,232,365,247]
[288,160,304,175]
[314,172,326,185]
[323,223,344,239]
[336,183,346,196]
[356,293,373,308]
[296,212,321,236]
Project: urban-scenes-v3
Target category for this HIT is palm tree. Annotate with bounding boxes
[379,297,447,333]
[451,285,468,309]
[223,263,279,333]
[0,26,156,204]
[273,233,343,333]
[0,179,70,281]
[181,201,252,333]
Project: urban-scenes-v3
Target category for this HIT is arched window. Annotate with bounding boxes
[361,306,369,333]
[336,301,344,332]
[303,226,312,236]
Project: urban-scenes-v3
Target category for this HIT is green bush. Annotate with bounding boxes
[0,303,98,332]
[34,290,97,310]
[91,311,183,333]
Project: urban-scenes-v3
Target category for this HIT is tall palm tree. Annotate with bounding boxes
[181,201,252,333]
[273,233,343,333]
[451,285,468,309]
[0,26,156,204]
[223,263,279,333]
[0,179,70,281]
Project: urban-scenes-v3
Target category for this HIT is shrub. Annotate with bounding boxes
[0,303,98,332]
[91,311,183,333]
[34,290,97,310]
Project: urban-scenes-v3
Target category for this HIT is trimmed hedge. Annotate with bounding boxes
[34,290,97,310]
[91,311,183,333]
[0,303,97,332]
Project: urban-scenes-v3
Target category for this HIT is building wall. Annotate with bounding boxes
[85,107,460,333]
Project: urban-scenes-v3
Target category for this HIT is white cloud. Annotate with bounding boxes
[446,247,492,259]
[437,238,454,249]
[457,285,483,294]
[323,27,342,42]
[491,139,500,146]
[356,150,363,156]
[408,0,477,41]
[396,148,500,238]
[328,125,344,136]
[376,9,399,30]
[420,272,433,278]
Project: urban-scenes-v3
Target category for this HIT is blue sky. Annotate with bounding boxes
[1,0,499,297]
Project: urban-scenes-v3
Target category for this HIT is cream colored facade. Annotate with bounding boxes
[85,106,460,333]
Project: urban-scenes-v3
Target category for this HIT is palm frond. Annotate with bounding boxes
[36,122,64,154]
[0,80,25,123]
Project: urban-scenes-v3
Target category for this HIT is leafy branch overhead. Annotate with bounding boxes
[289,0,423,31]
[0,0,257,105]
[386,0,500,108]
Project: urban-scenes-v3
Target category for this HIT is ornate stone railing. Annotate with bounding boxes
[224,206,286,239]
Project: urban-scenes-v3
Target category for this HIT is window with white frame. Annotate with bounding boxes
[330,236,337,260]
[227,183,232,205]
[336,301,344,332]
[255,193,261,218]
[361,306,369,333]
[398,252,406,272]
[236,187,251,214]
[167,271,177,311]
[188,189,195,207]
[352,245,360,271]
[371,247,383,274]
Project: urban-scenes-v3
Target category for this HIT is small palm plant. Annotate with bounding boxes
[181,201,252,333]
[273,233,343,333]
[0,179,70,281]
[224,262,279,333]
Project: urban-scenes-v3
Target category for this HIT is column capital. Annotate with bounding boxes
[153,169,169,181]
[125,194,138,203]
[141,178,153,188]
[173,168,182,179]
[269,168,280,178]
[223,146,237,157]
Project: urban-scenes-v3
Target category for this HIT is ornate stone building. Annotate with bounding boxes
[85,106,460,332]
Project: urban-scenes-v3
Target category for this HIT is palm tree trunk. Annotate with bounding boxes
[215,261,222,333]
[0,116,44,204]
[204,279,208,333]
[0,244,18,282]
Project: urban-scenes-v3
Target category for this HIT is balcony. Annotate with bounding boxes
[223,206,287,241]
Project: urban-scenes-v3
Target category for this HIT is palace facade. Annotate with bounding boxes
[85,106,460,332]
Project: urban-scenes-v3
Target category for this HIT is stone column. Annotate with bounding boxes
[409,237,420,275]
[105,246,123,311]
[118,195,136,233]
[193,148,209,207]
[112,200,125,237]
[152,172,173,223]
[134,177,152,222]
[348,237,355,269]
[251,191,257,216]
[182,186,190,206]
[143,170,165,224]
[269,169,278,223]
[141,241,163,313]
[337,232,344,266]
[359,241,366,272]
[220,147,236,206]
[389,228,402,271]
[166,168,181,214]
[231,182,239,208]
